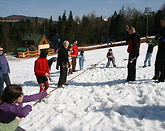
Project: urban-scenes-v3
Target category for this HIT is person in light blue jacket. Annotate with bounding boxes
[78,50,85,70]
[0,47,11,95]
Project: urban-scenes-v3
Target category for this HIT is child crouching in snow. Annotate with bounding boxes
[34,49,50,92]
[106,48,116,67]
[0,84,49,125]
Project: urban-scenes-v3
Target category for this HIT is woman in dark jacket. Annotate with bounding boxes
[56,40,69,87]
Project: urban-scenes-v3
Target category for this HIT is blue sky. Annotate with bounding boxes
[0,0,164,20]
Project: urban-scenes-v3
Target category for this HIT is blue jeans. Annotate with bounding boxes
[144,52,152,66]
[79,60,84,70]
[0,73,11,95]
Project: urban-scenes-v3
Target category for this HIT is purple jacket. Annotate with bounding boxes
[0,91,47,123]
[0,54,10,77]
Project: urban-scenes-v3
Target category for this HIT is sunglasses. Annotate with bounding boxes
[0,50,3,51]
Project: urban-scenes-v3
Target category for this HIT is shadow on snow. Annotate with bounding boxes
[95,105,165,121]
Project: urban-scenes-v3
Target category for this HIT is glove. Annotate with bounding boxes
[56,66,59,70]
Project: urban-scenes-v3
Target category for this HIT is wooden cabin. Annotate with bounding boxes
[14,34,55,58]
[21,34,50,51]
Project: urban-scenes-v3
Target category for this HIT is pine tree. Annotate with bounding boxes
[64,11,75,42]
[81,15,89,45]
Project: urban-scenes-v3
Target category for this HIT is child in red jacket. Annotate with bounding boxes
[34,49,50,92]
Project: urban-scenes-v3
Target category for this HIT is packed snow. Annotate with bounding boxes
[6,43,165,131]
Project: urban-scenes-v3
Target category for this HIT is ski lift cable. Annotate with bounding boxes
[33,57,107,106]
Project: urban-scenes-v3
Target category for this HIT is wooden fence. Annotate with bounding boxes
[18,49,55,59]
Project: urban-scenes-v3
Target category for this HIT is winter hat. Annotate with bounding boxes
[80,50,84,54]
[40,49,48,58]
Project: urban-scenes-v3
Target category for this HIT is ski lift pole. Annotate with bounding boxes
[33,57,107,106]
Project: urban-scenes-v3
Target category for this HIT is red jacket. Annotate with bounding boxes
[34,58,50,77]
[71,45,78,56]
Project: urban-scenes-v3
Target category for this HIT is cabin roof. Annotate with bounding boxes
[22,34,48,46]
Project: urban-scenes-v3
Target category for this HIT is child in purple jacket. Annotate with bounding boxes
[0,84,49,124]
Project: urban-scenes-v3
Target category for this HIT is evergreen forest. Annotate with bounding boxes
[0,5,165,52]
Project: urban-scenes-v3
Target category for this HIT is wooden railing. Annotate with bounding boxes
[18,49,55,59]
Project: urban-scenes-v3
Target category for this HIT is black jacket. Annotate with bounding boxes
[155,27,165,55]
[56,46,68,69]
[147,44,155,53]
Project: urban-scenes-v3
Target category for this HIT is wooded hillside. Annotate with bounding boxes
[0,5,165,52]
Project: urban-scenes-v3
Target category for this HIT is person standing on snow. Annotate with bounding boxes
[143,38,157,68]
[56,40,69,87]
[78,50,85,70]
[68,45,73,75]
[152,17,165,82]
[126,26,141,82]
[0,47,11,95]
[71,40,78,73]
[34,49,50,92]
